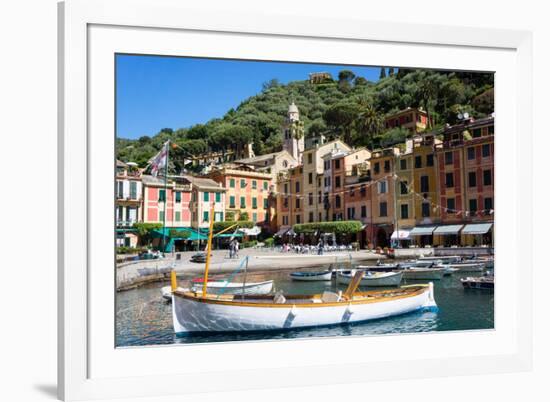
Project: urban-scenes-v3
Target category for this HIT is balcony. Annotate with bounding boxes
[116,219,138,228]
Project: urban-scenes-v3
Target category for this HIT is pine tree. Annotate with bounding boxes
[379,67,386,79]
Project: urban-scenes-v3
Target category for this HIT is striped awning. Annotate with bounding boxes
[409,226,437,236]
[462,223,493,235]
[433,225,464,235]
[274,226,290,237]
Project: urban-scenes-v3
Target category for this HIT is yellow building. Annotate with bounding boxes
[369,147,400,247]
[302,138,352,224]
[208,164,272,225]
[275,165,304,234]
[394,141,416,234]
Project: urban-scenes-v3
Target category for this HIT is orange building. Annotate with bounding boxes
[275,164,304,233]
[368,147,400,247]
[384,107,430,133]
[435,115,494,246]
[208,164,272,225]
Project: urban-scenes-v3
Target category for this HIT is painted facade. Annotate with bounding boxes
[208,165,273,225]
[435,116,494,246]
[142,175,192,228]
[302,139,352,224]
[368,148,400,247]
[384,107,430,133]
[115,160,143,226]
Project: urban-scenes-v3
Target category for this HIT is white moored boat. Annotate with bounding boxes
[171,282,436,334]
[170,204,437,335]
[161,285,173,301]
[191,280,274,295]
[290,270,332,281]
[401,268,444,280]
[448,262,485,272]
[336,270,403,287]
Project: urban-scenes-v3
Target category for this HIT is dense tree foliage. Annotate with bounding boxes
[117,69,493,169]
[294,221,364,235]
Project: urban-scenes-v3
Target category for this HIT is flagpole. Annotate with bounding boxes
[161,141,169,254]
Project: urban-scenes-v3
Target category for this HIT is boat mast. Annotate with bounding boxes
[161,141,170,254]
[202,201,216,296]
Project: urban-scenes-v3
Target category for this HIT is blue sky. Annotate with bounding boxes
[116,54,384,139]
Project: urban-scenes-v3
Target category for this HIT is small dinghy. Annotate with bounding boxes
[290,270,332,281]
[336,270,403,287]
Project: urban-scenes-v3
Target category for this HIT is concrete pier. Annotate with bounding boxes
[116,248,385,291]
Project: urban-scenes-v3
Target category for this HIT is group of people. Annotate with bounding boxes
[228,239,240,259]
[279,240,325,255]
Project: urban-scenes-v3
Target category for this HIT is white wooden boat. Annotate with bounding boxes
[170,203,437,334]
[417,255,462,264]
[442,266,459,276]
[290,270,332,281]
[401,268,444,280]
[161,285,173,301]
[448,262,485,272]
[336,270,403,287]
[171,282,437,334]
[191,280,274,295]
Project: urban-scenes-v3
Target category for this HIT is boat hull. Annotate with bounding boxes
[290,271,332,281]
[191,280,274,295]
[449,263,485,272]
[402,269,444,280]
[336,271,403,287]
[172,285,436,334]
[461,277,494,290]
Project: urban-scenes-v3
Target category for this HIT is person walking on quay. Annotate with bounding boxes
[317,238,324,255]
[234,240,240,258]
[229,239,235,259]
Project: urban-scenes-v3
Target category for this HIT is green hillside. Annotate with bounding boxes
[116,68,494,168]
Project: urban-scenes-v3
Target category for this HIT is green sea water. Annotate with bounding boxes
[116,265,494,347]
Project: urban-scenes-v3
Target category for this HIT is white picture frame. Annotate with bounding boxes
[58,0,533,400]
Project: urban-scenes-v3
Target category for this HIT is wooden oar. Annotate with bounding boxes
[343,270,363,300]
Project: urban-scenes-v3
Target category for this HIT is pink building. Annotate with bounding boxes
[142,175,192,227]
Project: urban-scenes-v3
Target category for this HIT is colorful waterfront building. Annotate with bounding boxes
[368,147,401,247]
[344,169,373,248]
[435,115,494,246]
[115,160,143,247]
[274,164,304,236]
[384,107,430,133]
[142,175,192,227]
[322,146,371,222]
[407,132,442,246]
[302,138,352,224]
[184,175,226,230]
[394,140,416,242]
[208,164,273,225]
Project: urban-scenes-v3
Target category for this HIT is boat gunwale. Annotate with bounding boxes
[173,285,429,308]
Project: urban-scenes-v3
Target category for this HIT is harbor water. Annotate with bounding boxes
[116,263,494,347]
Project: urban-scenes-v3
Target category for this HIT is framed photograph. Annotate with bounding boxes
[58,0,533,400]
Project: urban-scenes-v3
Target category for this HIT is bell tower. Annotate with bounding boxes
[282,102,305,162]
